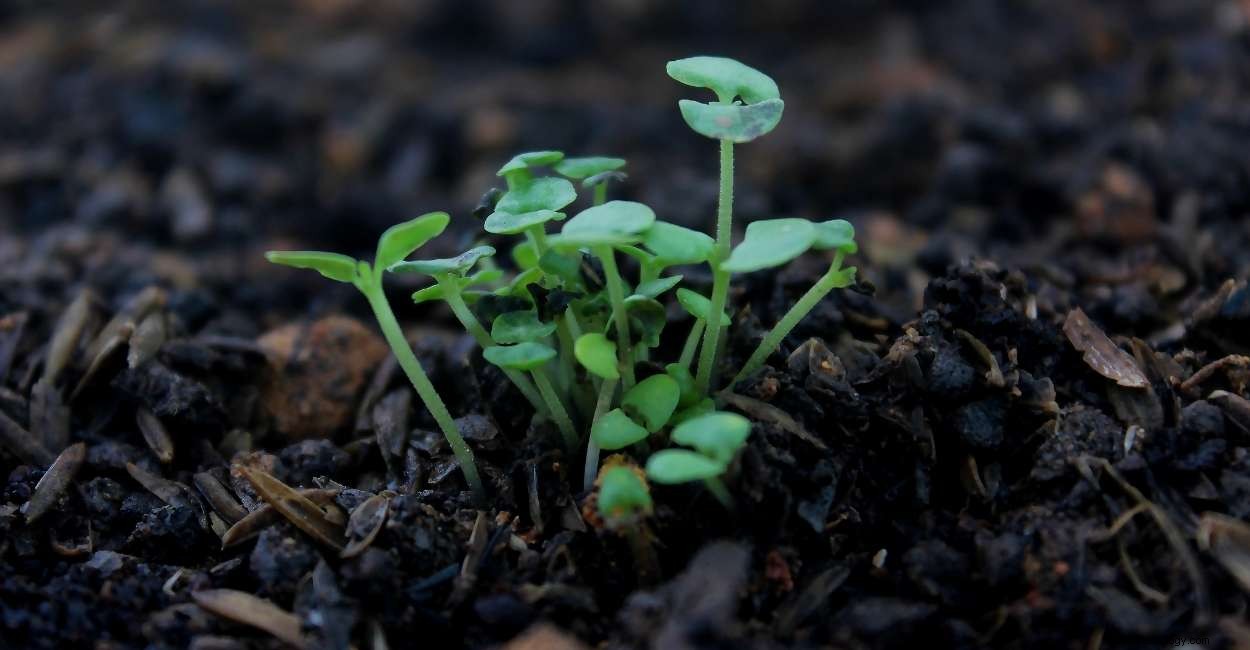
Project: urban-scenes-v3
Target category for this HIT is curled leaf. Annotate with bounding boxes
[667,56,780,103]
[677,99,785,143]
[265,251,358,283]
[676,288,730,327]
[671,412,751,464]
[484,209,565,235]
[497,150,564,177]
[375,212,450,271]
[812,219,857,254]
[390,246,496,276]
[642,221,714,265]
[555,156,625,180]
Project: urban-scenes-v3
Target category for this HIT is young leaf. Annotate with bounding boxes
[411,284,445,304]
[583,170,627,189]
[634,275,683,299]
[555,156,625,180]
[497,150,564,176]
[496,177,578,214]
[671,397,715,426]
[665,363,701,408]
[484,209,566,235]
[483,342,556,371]
[538,249,582,287]
[666,56,780,104]
[671,412,751,464]
[621,374,680,432]
[676,289,730,327]
[625,296,666,348]
[575,333,619,380]
[389,246,495,276]
[492,311,557,344]
[646,449,725,484]
[265,251,358,283]
[812,219,857,254]
[676,99,785,143]
[375,212,451,271]
[721,218,816,273]
[597,465,653,524]
[512,240,539,270]
[592,408,649,450]
[562,201,656,244]
[642,222,714,265]
[830,266,857,289]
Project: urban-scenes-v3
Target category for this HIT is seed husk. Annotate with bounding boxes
[341,493,389,558]
[24,442,86,523]
[192,471,247,524]
[238,467,346,550]
[136,407,174,463]
[192,589,306,649]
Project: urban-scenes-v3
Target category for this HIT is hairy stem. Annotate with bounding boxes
[439,278,547,416]
[363,281,483,498]
[679,319,706,370]
[582,376,619,492]
[532,367,579,451]
[730,252,846,387]
[695,139,734,395]
[595,245,635,389]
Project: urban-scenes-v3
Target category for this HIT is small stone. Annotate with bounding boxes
[258,315,388,440]
[1182,400,1225,438]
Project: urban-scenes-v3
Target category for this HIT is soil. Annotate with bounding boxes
[4,1,1250,648]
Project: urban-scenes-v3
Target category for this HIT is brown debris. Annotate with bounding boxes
[29,377,69,451]
[0,407,55,466]
[257,315,388,440]
[125,462,209,529]
[24,442,85,523]
[1063,308,1149,388]
[1179,355,1250,397]
[127,311,167,369]
[502,624,588,650]
[237,466,346,550]
[1208,390,1250,435]
[1197,512,1250,595]
[721,391,827,450]
[136,407,175,463]
[43,289,94,384]
[191,590,306,649]
[341,492,389,559]
[193,472,248,525]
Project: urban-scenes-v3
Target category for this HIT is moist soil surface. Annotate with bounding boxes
[4,1,1250,649]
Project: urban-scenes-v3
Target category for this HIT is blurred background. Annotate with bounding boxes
[1,0,1248,330]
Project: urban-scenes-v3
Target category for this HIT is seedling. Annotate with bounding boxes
[595,460,658,582]
[483,341,578,450]
[645,411,751,508]
[266,213,484,498]
[555,156,626,205]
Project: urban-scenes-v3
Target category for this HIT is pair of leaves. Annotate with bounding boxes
[645,411,751,484]
[722,218,857,273]
[667,56,783,143]
[591,374,681,450]
[267,212,451,284]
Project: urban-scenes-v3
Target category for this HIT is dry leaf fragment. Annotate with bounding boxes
[24,442,85,523]
[192,589,306,649]
[238,467,346,550]
[1198,513,1250,595]
[136,407,174,463]
[1063,308,1148,388]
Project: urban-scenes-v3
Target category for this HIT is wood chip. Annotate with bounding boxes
[1198,512,1250,595]
[237,466,346,550]
[44,289,93,384]
[0,407,55,466]
[341,493,389,559]
[24,442,85,523]
[192,589,306,649]
[136,407,174,463]
[1063,308,1149,388]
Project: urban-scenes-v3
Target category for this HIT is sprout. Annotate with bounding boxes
[497,150,564,188]
[594,460,658,582]
[621,374,679,433]
[645,410,751,508]
[574,333,619,380]
[592,408,649,450]
[267,212,484,498]
[484,342,578,450]
[556,156,626,205]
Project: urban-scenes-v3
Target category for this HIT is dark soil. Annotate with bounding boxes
[4,1,1250,648]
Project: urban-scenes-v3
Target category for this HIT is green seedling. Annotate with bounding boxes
[675,288,730,373]
[484,342,578,450]
[498,150,564,188]
[645,411,750,508]
[556,156,626,205]
[266,213,484,498]
[595,460,659,582]
[576,332,621,490]
[668,56,783,396]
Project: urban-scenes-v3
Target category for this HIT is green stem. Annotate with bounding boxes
[703,476,734,509]
[582,376,618,492]
[730,252,846,387]
[526,225,550,257]
[595,245,635,389]
[679,319,706,370]
[532,367,579,451]
[593,183,607,206]
[362,281,483,498]
[695,139,734,395]
[439,278,547,416]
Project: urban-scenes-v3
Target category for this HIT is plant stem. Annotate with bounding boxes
[703,476,734,509]
[679,319,706,370]
[695,139,734,396]
[625,525,659,586]
[595,245,635,389]
[730,252,846,387]
[582,376,618,492]
[526,225,550,257]
[362,282,483,498]
[593,183,607,206]
[531,367,579,451]
[439,278,547,416]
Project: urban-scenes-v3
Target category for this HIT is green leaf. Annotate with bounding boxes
[625,296,666,348]
[562,201,656,246]
[375,212,450,271]
[583,170,627,189]
[642,222,715,265]
[665,363,701,408]
[666,56,780,104]
[538,249,582,287]
[491,310,557,344]
[265,251,358,283]
[721,218,816,273]
[411,284,445,304]
[617,245,654,266]
[497,150,564,176]
[575,332,619,380]
[484,209,566,235]
[592,409,649,450]
[483,342,556,371]
[646,449,725,484]
[677,99,784,144]
[830,266,857,288]
[671,412,751,464]
[621,373,680,432]
[512,240,539,270]
[671,397,715,426]
[813,219,857,254]
[496,177,578,214]
[597,466,652,524]
[555,156,625,180]
[676,288,730,328]
[634,275,683,299]
[389,245,495,276]
[495,267,544,301]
